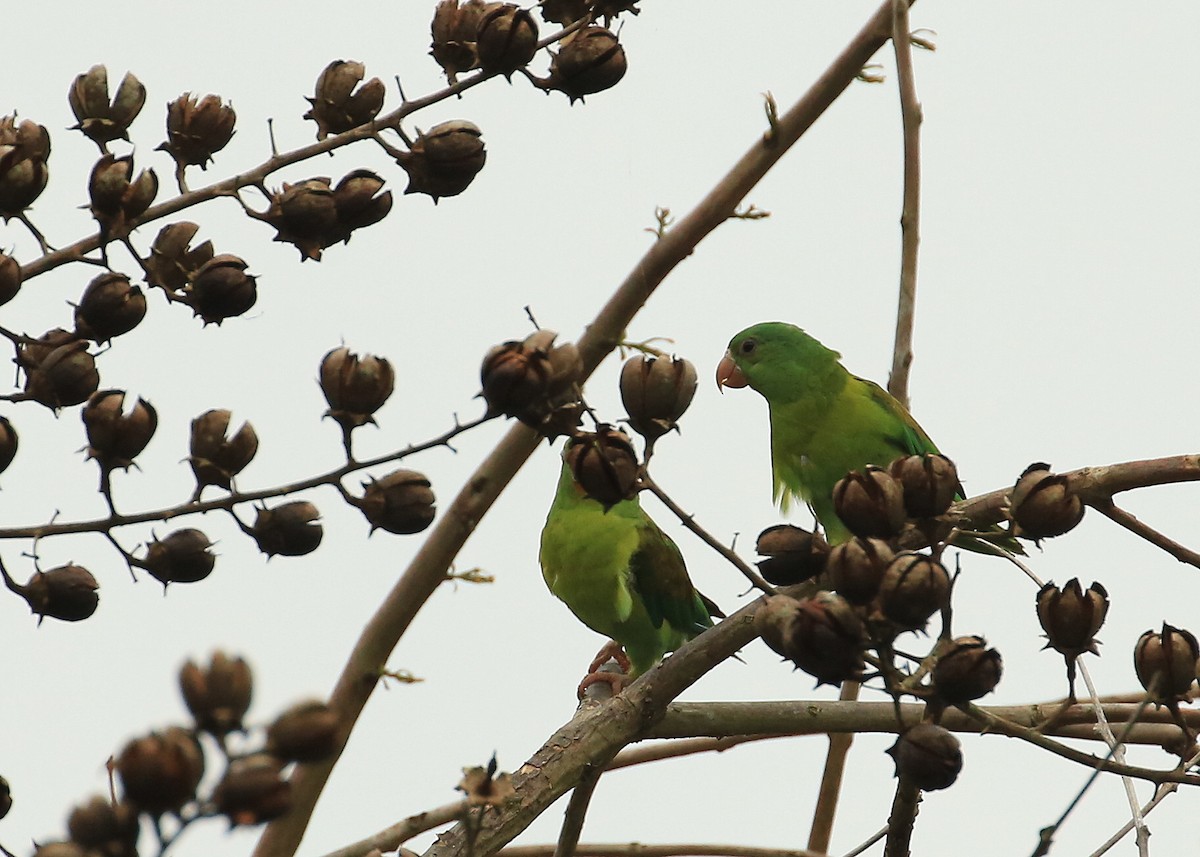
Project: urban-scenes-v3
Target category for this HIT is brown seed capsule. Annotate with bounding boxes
[214,754,292,826]
[757,591,867,686]
[142,528,216,585]
[179,651,253,736]
[878,552,951,632]
[833,466,907,540]
[189,408,258,490]
[564,428,639,510]
[619,354,698,441]
[2,563,99,623]
[356,469,437,534]
[1134,623,1199,702]
[396,120,486,202]
[826,537,894,606]
[187,254,257,325]
[87,153,158,239]
[933,636,1003,704]
[68,65,146,149]
[538,27,627,102]
[888,453,960,519]
[0,775,9,820]
[66,795,140,857]
[115,726,205,815]
[1036,579,1108,658]
[304,60,385,141]
[480,329,582,428]
[332,169,393,236]
[73,273,147,343]
[476,4,539,77]
[887,723,962,791]
[82,389,157,469]
[320,346,395,429]
[0,252,22,306]
[250,501,323,557]
[263,178,338,261]
[17,327,76,373]
[1007,463,1085,541]
[146,221,214,293]
[267,700,339,763]
[0,116,51,217]
[538,0,589,24]
[0,416,17,476]
[754,524,829,585]
[753,594,805,659]
[430,0,491,81]
[23,340,100,409]
[158,93,236,169]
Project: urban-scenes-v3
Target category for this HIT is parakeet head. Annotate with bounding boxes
[716,322,842,401]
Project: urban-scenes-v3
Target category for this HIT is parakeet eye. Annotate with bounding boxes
[739,338,757,355]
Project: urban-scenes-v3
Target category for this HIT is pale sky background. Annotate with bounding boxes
[3,1,1200,855]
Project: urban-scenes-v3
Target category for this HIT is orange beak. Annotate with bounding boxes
[715,351,748,391]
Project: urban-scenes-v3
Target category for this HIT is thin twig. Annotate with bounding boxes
[1088,746,1200,857]
[554,767,604,857]
[505,846,825,857]
[1089,497,1200,568]
[320,800,471,857]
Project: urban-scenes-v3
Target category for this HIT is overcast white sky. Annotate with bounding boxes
[3,1,1200,856]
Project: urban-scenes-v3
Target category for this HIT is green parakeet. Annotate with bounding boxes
[716,321,968,545]
[539,443,718,682]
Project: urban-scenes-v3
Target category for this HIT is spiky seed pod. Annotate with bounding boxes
[266,700,339,762]
[319,346,395,429]
[354,469,437,534]
[179,651,253,736]
[430,0,492,81]
[87,153,157,239]
[68,65,146,148]
[888,453,960,519]
[187,254,257,324]
[115,727,204,815]
[158,93,236,169]
[304,60,385,140]
[565,427,640,510]
[878,552,951,632]
[887,724,962,791]
[250,501,324,557]
[476,4,539,77]
[17,327,76,372]
[537,27,627,102]
[0,416,17,476]
[1134,623,1199,702]
[826,537,894,606]
[480,329,582,430]
[832,466,907,540]
[3,563,99,623]
[396,120,486,202]
[146,221,214,293]
[262,178,338,261]
[0,252,22,305]
[1007,463,1085,541]
[932,636,1003,705]
[332,169,393,237]
[754,591,867,686]
[619,354,698,440]
[82,389,157,469]
[23,340,100,409]
[66,795,140,857]
[214,754,293,826]
[73,273,147,342]
[754,524,829,585]
[142,529,216,585]
[0,115,51,217]
[188,409,258,490]
[1036,579,1109,658]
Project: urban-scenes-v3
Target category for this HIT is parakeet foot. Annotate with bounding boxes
[587,640,631,675]
[577,666,631,699]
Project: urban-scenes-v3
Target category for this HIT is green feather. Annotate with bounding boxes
[539,451,716,677]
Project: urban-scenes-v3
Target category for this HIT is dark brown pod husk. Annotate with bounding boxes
[115,726,205,815]
[1036,578,1108,658]
[932,635,1003,704]
[0,115,51,217]
[214,754,293,826]
[877,552,951,632]
[537,27,627,102]
[142,528,216,585]
[319,346,395,429]
[619,354,698,440]
[754,524,829,585]
[3,563,99,623]
[888,453,960,519]
[186,254,257,324]
[82,389,157,469]
[480,329,581,432]
[0,415,18,476]
[68,64,146,148]
[74,273,147,343]
[158,93,236,168]
[1007,462,1085,541]
[430,0,492,81]
[266,700,339,763]
[564,427,639,510]
[355,469,437,534]
[758,591,867,687]
[179,651,253,736]
[66,795,140,857]
[188,408,258,490]
[476,4,539,77]
[826,537,894,606]
[23,340,99,409]
[87,153,157,239]
[146,221,214,293]
[887,723,962,791]
[396,120,486,202]
[250,501,323,557]
[304,60,385,140]
[1134,623,1199,702]
[832,466,907,540]
[0,252,22,305]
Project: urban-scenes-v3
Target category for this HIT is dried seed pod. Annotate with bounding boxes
[158,93,236,169]
[319,346,395,429]
[187,254,257,324]
[619,354,698,440]
[537,27,627,102]
[250,501,323,557]
[888,453,960,519]
[564,427,639,510]
[538,0,589,24]
[66,795,139,857]
[1036,578,1108,658]
[304,60,385,140]
[266,700,339,763]
[753,594,805,658]
[189,408,258,490]
[887,723,962,791]
[1134,623,1199,702]
[480,329,582,428]
[142,528,216,585]
[1007,463,1085,541]
[179,651,253,736]
[0,776,9,820]
[68,65,146,148]
[23,338,99,410]
[826,537,894,606]
[2,563,99,623]
[214,754,292,826]
[262,178,338,261]
[354,469,437,534]
[396,120,486,202]
[0,416,17,476]
[115,726,205,815]
[17,327,76,372]
[878,552,951,632]
[82,389,157,469]
[332,169,393,236]
[832,466,907,540]
[932,636,1003,704]
[73,273,147,343]
[755,591,867,686]
[754,524,829,585]
[476,4,539,77]
[430,0,491,81]
[87,153,158,239]
[146,221,214,293]
[0,252,22,305]
[0,115,51,217]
